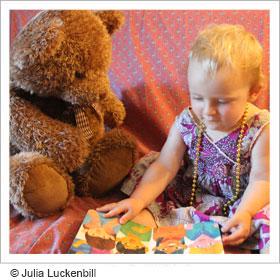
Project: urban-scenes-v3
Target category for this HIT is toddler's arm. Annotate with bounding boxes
[222,124,270,245]
[234,124,270,216]
[97,122,186,223]
[130,122,186,206]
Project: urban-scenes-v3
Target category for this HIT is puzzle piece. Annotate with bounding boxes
[186,222,220,240]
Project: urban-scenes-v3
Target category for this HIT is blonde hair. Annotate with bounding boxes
[189,24,264,90]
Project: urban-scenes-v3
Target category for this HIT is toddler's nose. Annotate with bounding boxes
[203,101,217,116]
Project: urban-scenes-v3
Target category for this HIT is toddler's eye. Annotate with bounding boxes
[217,100,229,104]
[192,97,203,101]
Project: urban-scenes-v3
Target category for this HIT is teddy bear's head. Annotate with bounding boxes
[10,10,124,106]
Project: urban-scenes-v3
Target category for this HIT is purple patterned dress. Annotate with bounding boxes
[121,107,270,253]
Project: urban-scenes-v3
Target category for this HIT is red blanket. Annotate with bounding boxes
[9,10,269,254]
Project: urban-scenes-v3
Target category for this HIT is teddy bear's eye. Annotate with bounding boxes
[75,71,85,79]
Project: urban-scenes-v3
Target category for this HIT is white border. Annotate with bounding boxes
[1,0,279,264]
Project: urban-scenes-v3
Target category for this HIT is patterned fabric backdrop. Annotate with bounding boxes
[9,10,269,253]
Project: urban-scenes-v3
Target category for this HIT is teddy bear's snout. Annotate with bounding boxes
[74,70,109,102]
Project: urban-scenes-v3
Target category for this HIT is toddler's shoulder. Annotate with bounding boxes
[175,107,194,130]
[176,107,193,122]
[248,106,270,129]
[244,105,270,153]
[174,107,196,146]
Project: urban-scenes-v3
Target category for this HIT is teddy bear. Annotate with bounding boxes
[9,10,138,218]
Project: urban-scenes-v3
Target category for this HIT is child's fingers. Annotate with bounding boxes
[103,205,125,218]
[223,236,245,246]
[221,218,237,233]
[223,238,246,246]
[222,228,244,245]
[119,210,133,224]
[96,203,117,212]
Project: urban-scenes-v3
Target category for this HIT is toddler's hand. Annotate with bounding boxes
[96,198,145,224]
[221,210,252,246]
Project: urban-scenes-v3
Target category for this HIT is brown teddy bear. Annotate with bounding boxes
[10,10,137,218]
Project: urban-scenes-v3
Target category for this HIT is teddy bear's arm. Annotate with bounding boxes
[100,90,126,128]
[10,91,90,172]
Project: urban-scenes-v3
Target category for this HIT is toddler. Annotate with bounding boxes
[97,24,270,253]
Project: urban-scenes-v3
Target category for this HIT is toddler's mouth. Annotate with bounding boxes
[203,118,219,123]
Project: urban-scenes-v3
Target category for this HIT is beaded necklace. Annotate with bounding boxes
[189,104,249,216]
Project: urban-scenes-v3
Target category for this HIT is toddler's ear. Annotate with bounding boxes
[96,11,125,35]
[248,85,262,102]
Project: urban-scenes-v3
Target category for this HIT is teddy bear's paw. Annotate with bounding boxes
[23,164,71,216]
[74,129,138,197]
[10,152,74,218]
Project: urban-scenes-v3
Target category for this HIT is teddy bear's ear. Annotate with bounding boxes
[95,11,125,35]
[11,11,65,70]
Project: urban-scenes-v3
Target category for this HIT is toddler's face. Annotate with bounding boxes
[188,59,251,132]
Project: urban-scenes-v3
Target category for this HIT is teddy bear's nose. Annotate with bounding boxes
[99,92,106,100]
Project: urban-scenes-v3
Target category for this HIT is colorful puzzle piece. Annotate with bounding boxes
[186,221,220,240]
